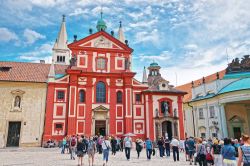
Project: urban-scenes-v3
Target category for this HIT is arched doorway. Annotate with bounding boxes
[162,121,172,140]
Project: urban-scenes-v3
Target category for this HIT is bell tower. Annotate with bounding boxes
[52,15,70,65]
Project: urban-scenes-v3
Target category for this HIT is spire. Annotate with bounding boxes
[142,66,148,84]
[48,60,55,82]
[117,21,125,43]
[53,15,68,49]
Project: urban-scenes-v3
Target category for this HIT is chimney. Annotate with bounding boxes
[40,60,45,64]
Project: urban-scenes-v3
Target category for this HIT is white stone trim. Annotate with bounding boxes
[77,54,88,68]
[52,120,65,136]
[115,57,125,70]
[133,105,144,119]
[116,105,123,119]
[77,120,85,134]
[77,104,85,119]
[54,88,67,102]
[69,86,76,117]
[116,120,124,134]
[134,120,145,134]
[53,103,66,118]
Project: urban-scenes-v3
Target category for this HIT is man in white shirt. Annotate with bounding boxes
[123,136,132,161]
[170,137,180,162]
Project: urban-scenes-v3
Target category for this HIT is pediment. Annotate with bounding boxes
[92,105,109,111]
[229,115,245,123]
[68,31,133,52]
[55,75,69,83]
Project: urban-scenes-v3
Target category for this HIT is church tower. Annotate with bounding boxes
[52,15,70,65]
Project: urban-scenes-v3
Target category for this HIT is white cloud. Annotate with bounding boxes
[23,29,46,45]
[69,8,90,16]
[19,43,53,63]
[0,28,19,42]
[134,29,160,46]
[138,51,172,61]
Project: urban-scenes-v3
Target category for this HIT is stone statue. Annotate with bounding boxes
[70,56,77,67]
[161,101,169,116]
[14,96,21,108]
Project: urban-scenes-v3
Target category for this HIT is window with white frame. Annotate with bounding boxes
[97,58,106,70]
[199,108,204,119]
[209,106,215,118]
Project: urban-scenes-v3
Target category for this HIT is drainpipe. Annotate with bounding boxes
[188,102,196,137]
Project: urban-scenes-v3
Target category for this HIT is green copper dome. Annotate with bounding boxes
[96,18,107,31]
[150,62,159,67]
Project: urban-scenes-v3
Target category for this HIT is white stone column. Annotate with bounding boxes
[220,104,228,138]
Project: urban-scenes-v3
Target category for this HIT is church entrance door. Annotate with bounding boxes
[7,122,21,147]
[95,120,106,136]
[162,121,172,140]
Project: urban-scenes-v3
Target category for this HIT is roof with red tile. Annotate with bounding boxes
[0,61,68,83]
[176,70,226,102]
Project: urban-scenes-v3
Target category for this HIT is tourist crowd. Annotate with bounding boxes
[58,134,250,166]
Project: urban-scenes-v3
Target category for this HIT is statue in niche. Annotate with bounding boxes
[14,96,21,108]
[161,101,170,117]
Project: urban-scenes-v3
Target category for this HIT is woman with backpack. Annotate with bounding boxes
[206,145,214,165]
[221,138,236,166]
[238,134,250,166]
[87,136,96,166]
[212,139,222,166]
[77,138,87,166]
[102,136,111,166]
[196,138,207,166]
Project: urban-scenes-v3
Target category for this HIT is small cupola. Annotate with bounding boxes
[148,61,161,76]
[96,11,107,32]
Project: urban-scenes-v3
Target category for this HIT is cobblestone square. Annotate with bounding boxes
[0,147,191,166]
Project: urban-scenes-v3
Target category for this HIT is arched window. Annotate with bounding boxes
[116,91,122,103]
[14,96,21,108]
[79,90,85,103]
[96,82,106,103]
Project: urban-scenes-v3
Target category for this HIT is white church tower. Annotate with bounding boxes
[52,15,70,65]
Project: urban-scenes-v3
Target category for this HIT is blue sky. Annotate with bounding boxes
[0,0,250,85]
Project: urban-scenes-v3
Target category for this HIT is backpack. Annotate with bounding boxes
[71,138,76,146]
[206,148,213,161]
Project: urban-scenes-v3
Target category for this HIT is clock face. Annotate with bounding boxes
[94,36,111,48]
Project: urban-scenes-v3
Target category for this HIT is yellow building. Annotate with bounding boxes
[0,62,66,147]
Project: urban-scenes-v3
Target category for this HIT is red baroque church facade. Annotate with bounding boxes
[43,16,186,142]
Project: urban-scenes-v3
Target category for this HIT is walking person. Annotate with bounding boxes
[87,137,96,166]
[102,136,111,166]
[171,136,180,162]
[145,137,153,160]
[97,136,103,154]
[135,138,143,159]
[221,138,236,166]
[187,137,196,165]
[76,138,87,166]
[196,138,207,166]
[120,138,124,152]
[157,137,165,157]
[70,135,77,160]
[212,138,222,166]
[237,134,250,166]
[61,137,67,154]
[111,136,117,156]
[164,137,171,157]
[124,135,132,161]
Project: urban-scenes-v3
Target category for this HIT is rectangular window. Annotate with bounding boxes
[57,91,65,100]
[209,106,215,118]
[62,56,65,62]
[55,124,62,129]
[135,94,141,103]
[97,58,106,70]
[199,108,204,119]
[201,133,206,138]
[212,133,217,138]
